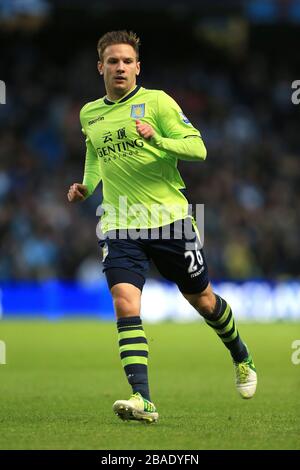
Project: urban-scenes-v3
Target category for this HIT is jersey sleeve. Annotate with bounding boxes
[150,91,206,161]
[156,91,201,139]
[80,108,102,197]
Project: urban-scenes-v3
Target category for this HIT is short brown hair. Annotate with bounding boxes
[97,30,140,61]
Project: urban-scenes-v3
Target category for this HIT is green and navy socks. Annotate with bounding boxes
[116,297,246,399]
[203,294,248,363]
[117,316,151,401]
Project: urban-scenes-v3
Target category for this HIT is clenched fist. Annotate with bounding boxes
[136,119,155,140]
[67,183,88,202]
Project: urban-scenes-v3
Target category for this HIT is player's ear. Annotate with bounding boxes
[136,61,140,76]
[97,61,104,75]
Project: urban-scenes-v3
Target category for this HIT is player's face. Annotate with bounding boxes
[98,44,140,100]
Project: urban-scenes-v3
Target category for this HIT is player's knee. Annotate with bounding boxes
[196,295,216,317]
[111,284,141,317]
[184,291,216,317]
[113,296,139,317]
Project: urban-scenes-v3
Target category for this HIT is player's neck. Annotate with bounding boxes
[106,84,137,102]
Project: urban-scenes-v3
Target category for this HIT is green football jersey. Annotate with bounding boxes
[80,85,202,233]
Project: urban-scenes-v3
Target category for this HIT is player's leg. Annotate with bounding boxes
[182,283,257,399]
[100,237,158,422]
[149,218,257,399]
[110,281,150,400]
[182,282,248,363]
[109,280,158,422]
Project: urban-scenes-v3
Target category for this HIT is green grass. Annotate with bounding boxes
[0,320,299,450]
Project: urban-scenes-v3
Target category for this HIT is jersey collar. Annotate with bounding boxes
[104,85,141,105]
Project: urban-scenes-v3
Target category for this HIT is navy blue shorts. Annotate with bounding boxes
[99,217,209,294]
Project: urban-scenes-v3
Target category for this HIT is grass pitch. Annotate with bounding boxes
[0,320,299,450]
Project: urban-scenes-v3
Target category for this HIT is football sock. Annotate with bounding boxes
[203,295,248,363]
[117,316,151,401]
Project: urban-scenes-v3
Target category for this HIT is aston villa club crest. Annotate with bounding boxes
[130,103,145,119]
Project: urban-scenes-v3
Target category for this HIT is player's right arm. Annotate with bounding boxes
[67,182,88,202]
[67,107,102,203]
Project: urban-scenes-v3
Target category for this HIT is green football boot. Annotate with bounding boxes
[234,353,257,399]
[113,392,159,423]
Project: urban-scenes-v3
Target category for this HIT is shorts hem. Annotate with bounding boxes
[178,279,209,295]
[104,267,146,291]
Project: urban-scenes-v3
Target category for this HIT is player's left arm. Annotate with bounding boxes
[136,91,207,161]
[136,120,206,161]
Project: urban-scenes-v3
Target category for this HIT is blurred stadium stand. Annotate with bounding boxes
[0,0,299,319]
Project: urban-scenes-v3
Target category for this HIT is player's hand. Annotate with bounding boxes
[67,183,88,202]
[136,119,155,140]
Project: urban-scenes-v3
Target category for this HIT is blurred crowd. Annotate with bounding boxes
[0,36,299,282]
